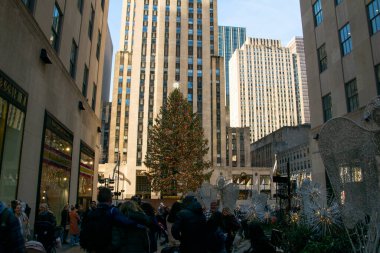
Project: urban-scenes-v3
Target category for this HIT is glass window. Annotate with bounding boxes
[88,5,95,40]
[70,40,78,79]
[96,31,102,60]
[0,103,25,204]
[368,0,380,35]
[77,0,83,13]
[92,83,97,110]
[82,65,89,98]
[38,115,73,225]
[322,94,332,122]
[317,44,327,73]
[335,0,343,5]
[339,23,352,56]
[376,64,380,95]
[313,0,323,26]
[78,143,94,210]
[50,3,62,51]
[21,0,35,12]
[345,79,359,112]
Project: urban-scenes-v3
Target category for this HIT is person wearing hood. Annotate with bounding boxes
[0,201,25,253]
[171,196,207,253]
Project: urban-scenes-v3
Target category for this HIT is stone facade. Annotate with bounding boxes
[0,0,110,224]
[300,0,380,189]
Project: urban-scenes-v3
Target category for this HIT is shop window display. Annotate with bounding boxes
[78,143,94,209]
[39,116,73,224]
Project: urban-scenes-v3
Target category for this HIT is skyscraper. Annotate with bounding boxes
[287,37,310,125]
[218,26,246,107]
[229,38,303,142]
[108,0,226,198]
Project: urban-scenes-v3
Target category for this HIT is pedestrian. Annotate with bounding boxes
[0,201,25,253]
[112,200,150,253]
[80,187,144,253]
[172,196,207,253]
[60,204,69,244]
[245,222,275,253]
[69,205,81,246]
[221,207,241,253]
[206,211,227,253]
[13,201,31,242]
[157,203,169,245]
[140,201,160,253]
[34,203,57,253]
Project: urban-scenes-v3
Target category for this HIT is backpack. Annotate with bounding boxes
[80,206,114,252]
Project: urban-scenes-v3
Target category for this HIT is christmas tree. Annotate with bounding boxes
[144,88,211,195]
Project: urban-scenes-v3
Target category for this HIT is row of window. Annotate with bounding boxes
[313,0,380,35]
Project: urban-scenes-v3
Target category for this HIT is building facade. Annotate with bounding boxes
[0,0,110,224]
[287,37,310,125]
[230,38,305,142]
[108,0,227,198]
[250,124,312,183]
[100,102,112,164]
[225,127,250,168]
[218,26,246,107]
[300,0,380,189]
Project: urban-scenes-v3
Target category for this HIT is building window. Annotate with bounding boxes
[88,5,95,40]
[92,83,97,110]
[101,0,105,10]
[313,0,323,27]
[345,79,359,113]
[21,0,35,12]
[335,0,343,5]
[322,94,332,122]
[77,0,83,13]
[0,72,27,204]
[70,40,78,79]
[50,3,62,51]
[78,143,95,210]
[82,65,89,98]
[339,23,352,56]
[96,31,102,60]
[376,64,380,95]
[368,0,380,35]
[317,44,327,73]
[38,114,73,225]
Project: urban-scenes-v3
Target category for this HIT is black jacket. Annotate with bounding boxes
[172,201,207,253]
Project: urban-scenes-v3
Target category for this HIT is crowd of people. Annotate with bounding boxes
[0,188,276,253]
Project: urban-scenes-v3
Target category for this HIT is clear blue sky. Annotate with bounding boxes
[107,0,303,100]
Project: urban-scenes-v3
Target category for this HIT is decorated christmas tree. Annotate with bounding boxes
[144,88,211,195]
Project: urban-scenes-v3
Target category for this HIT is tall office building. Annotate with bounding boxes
[0,0,110,224]
[229,38,303,142]
[287,37,310,124]
[218,26,246,107]
[109,0,226,198]
[300,0,380,189]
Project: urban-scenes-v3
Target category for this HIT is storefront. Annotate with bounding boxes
[37,113,73,224]
[0,70,27,204]
[77,142,95,209]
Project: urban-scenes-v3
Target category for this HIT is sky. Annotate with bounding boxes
[107,0,303,100]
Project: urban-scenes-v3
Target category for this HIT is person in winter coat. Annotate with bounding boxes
[221,207,241,253]
[112,200,150,253]
[60,204,69,244]
[13,202,31,242]
[0,201,25,253]
[246,223,275,253]
[206,211,227,253]
[172,196,207,253]
[69,205,81,246]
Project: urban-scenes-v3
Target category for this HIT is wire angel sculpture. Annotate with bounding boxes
[318,97,380,252]
[196,181,218,210]
[243,190,268,222]
[221,183,240,211]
